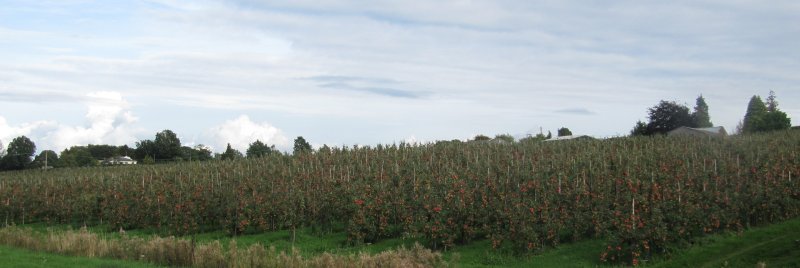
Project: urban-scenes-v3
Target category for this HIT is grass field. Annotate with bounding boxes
[0,245,160,268]
[3,216,798,267]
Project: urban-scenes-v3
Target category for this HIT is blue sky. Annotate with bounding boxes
[1,0,799,153]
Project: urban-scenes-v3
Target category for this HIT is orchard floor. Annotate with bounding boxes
[3,217,799,268]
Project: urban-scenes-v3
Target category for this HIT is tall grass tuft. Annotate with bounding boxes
[0,226,449,267]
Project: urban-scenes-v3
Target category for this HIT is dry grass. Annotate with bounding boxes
[0,226,448,268]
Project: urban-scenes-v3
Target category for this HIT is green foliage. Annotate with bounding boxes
[519,133,547,143]
[630,121,648,136]
[557,127,572,137]
[0,245,160,268]
[246,140,277,158]
[0,136,36,171]
[472,135,491,141]
[692,95,713,128]
[116,145,135,158]
[31,150,59,169]
[493,134,515,143]
[58,146,97,167]
[87,144,118,159]
[134,140,156,162]
[220,143,243,161]
[645,100,694,135]
[293,136,312,155]
[1,132,798,267]
[133,130,183,163]
[181,144,213,161]
[743,95,768,133]
[142,155,156,165]
[766,90,779,112]
[743,93,792,133]
[154,129,182,160]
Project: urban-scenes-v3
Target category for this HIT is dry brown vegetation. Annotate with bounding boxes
[0,226,448,268]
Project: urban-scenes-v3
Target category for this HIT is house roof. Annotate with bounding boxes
[105,156,135,161]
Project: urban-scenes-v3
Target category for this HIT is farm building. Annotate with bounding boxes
[668,126,727,137]
[101,156,138,165]
[545,135,595,142]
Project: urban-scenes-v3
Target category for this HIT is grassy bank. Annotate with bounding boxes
[2,216,799,267]
[0,245,161,268]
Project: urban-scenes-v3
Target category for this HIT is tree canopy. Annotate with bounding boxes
[293,136,312,155]
[32,150,58,169]
[134,139,157,162]
[692,95,712,128]
[221,143,243,160]
[557,127,573,137]
[134,129,184,163]
[154,129,182,160]
[247,140,277,158]
[493,134,515,143]
[87,144,119,159]
[742,92,791,133]
[472,135,491,141]
[58,146,96,168]
[181,145,213,161]
[631,121,648,136]
[645,100,694,135]
[0,136,36,170]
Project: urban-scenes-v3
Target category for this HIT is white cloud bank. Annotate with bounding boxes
[0,91,140,153]
[208,115,289,153]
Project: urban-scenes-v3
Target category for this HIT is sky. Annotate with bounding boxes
[1,0,799,154]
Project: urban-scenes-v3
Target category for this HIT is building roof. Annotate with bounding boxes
[544,135,594,141]
[668,126,727,137]
[103,156,136,162]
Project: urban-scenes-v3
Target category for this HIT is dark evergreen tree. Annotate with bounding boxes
[742,92,791,133]
[221,143,243,160]
[692,95,713,128]
[743,96,768,133]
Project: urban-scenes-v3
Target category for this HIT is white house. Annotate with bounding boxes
[102,156,138,165]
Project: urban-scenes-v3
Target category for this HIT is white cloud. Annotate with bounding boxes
[0,91,141,153]
[0,117,57,152]
[46,91,140,150]
[1,1,798,146]
[208,115,289,153]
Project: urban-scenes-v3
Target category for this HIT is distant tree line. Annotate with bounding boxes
[631,92,791,136]
[1,92,792,172]
[0,130,306,172]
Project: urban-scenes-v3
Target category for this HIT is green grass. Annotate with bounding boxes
[647,217,800,268]
[10,217,800,267]
[0,245,162,268]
